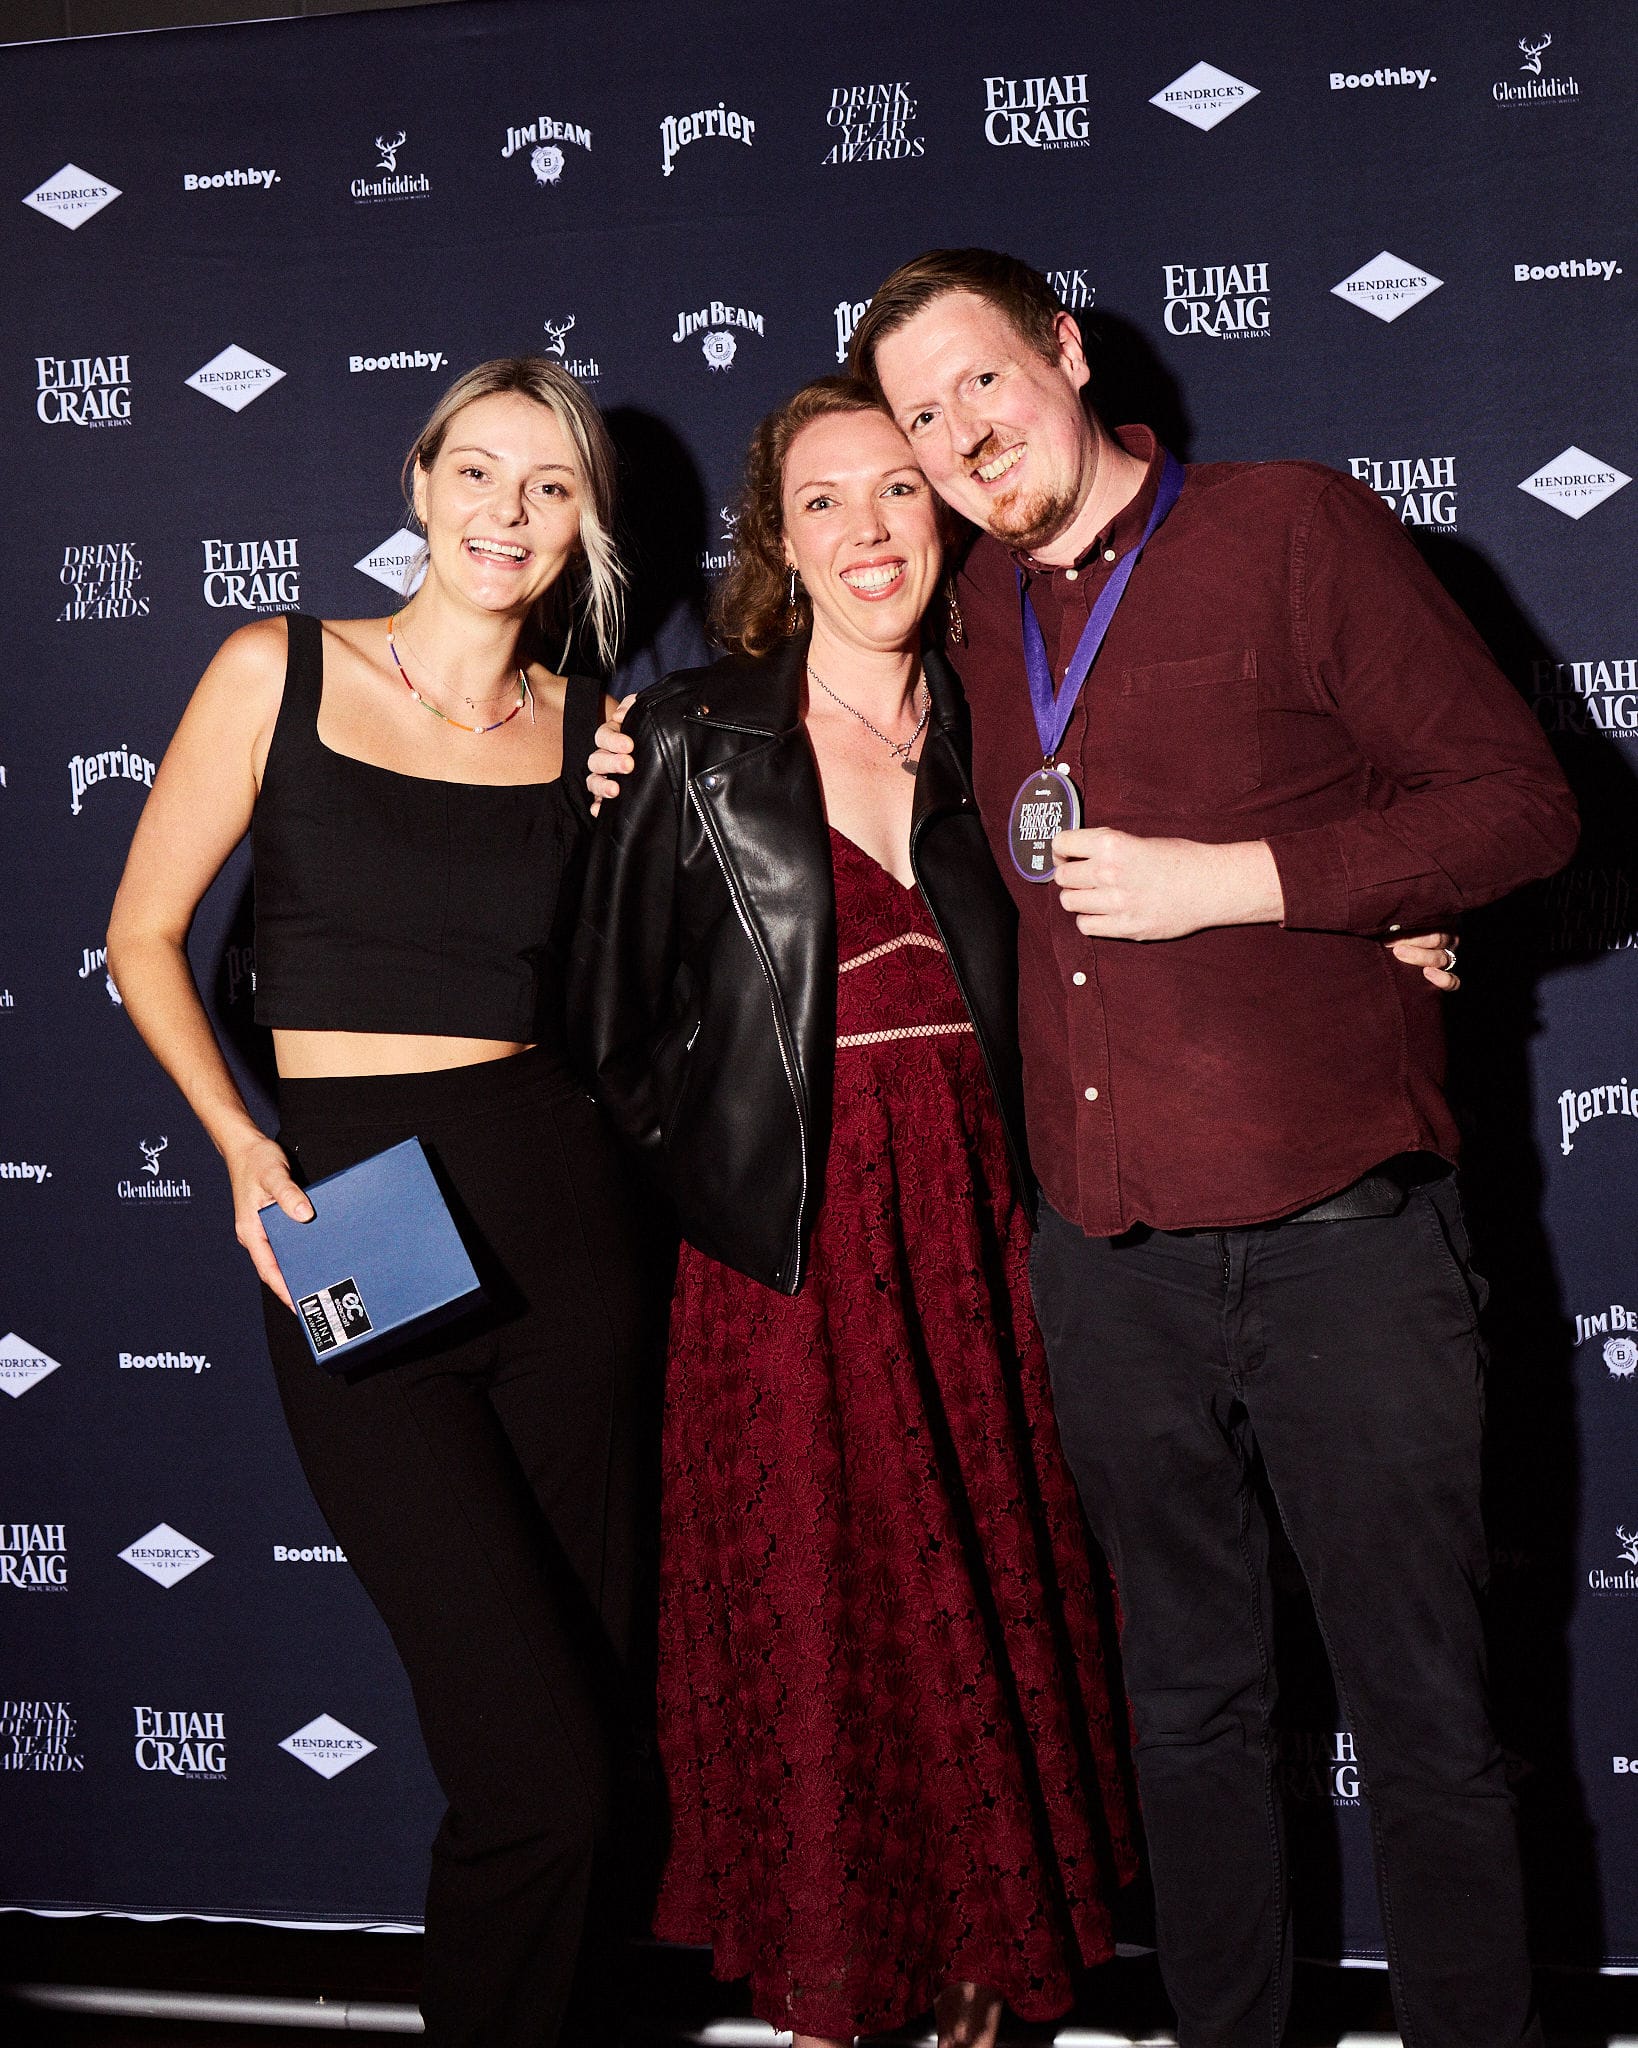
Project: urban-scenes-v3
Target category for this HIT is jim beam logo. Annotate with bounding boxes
[1279,1729,1361,1805]
[501,112,592,186]
[134,1707,225,1778]
[59,542,148,622]
[117,1521,212,1588]
[1573,1303,1637,1356]
[824,83,925,163]
[1557,1076,1638,1156]
[1518,447,1631,520]
[0,1523,67,1591]
[0,1335,63,1401]
[184,344,285,413]
[69,742,154,816]
[1,1702,83,1773]
[119,1135,191,1203]
[672,300,765,371]
[1331,251,1443,322]
[36,354,130,427]
[660,102,755,178]
[353,129,430,203]
[982,73,1090,149]
[1163,262,1270,339]
[355,530,427,597]
[542,316,599,383]
[279,1712,377,1780]
[1149,61,1260,131]
[23,164,120,229]
[80,943,122,1005]
[1494,32,1580,104]
[1589,1524,1638,1597]
[201,537,300,613]
[1532,655,1638,740]
[1349,454,1457,530]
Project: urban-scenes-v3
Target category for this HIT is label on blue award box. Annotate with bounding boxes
[297,1277,374,1356]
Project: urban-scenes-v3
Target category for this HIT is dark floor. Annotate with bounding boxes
[2,1917,1638,2044]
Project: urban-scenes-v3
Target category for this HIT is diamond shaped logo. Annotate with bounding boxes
[1330,251,1444,323]
[117,1521,213,1587]
[279,1712,377,1779]
[23,164,121,230]
[354,528,428,596]
[184,344,285,413]
[0,1333,62,1400]
[1149,61,1260,131]
[1518,446,1632,521]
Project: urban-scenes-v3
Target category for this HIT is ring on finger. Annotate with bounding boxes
[1441,946,1458,972]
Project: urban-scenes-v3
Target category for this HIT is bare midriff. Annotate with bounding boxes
[272,1030,534,1079]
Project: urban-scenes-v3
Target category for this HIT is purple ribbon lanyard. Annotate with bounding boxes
[1016,450,1186,763]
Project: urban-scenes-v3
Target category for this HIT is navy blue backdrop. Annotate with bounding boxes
[1,0,1635,1970]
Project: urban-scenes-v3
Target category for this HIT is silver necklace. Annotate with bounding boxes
[809,665,931,775]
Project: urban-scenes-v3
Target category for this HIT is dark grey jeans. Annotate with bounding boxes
[1030,1179,1541,2048]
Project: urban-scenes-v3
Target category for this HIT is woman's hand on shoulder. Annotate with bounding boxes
[224,1130,313,1312]
[588,692,638,813]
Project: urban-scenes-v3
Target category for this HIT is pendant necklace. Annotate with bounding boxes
[809,664,930,774]
[388,615,532,735]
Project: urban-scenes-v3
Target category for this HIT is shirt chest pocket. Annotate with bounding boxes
[1110,649,1261,813]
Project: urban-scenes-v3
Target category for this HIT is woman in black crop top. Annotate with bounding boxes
[107,359,656,2048]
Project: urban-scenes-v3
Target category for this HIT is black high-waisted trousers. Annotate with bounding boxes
[261,1050,654,2048]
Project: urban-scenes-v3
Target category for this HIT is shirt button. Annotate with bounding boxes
[1064,567,1079,581]
[1072,971,1086,986]
[1084,1086,1099,1102]
[1387,923,1401,933]
[1103,548,1117,562]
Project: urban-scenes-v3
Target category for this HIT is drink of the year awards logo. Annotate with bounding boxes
[1532,655,1638,739]
[0,1335,63,1400]
[501,112,592,185]
[1162,262,1270,339]
[0,1701,83,1772]
[982,73,1090,148]
[0,1523,67,1591]
[1540,865,1638,956]
[133,1707,226,1779]
[671,300,765,370]
[69,742,154,816]
[1348,455,1458,530]
[36,354,130,427]
[1009,768,1080,882]
[1330,251,1443,322]
[22,164,120,229]
[59,542,147,621]
[201,537,300,612]
[352,129,430,203]
[279,1712,377,1779]
[659,102,755,177]
[1518,447,1631,520]
[1041,266,1095,310]
[823,83,924,163]
[1149,61,1260,130]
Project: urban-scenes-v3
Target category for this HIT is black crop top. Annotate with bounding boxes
[252,613,602,1042]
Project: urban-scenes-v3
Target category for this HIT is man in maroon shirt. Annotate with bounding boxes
[853,251,1577,2048]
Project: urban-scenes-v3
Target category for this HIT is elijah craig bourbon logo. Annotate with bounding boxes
[36,354,130,427]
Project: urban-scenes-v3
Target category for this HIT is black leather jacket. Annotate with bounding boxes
[568,634,1031,1294]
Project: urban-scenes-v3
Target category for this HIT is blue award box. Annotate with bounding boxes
[259,1138,483,1372]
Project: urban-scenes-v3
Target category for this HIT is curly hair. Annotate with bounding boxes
[710,375,887,659]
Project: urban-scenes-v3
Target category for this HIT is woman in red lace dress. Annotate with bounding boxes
[572,379,1137,2048]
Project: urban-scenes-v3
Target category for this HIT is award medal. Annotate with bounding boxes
[1008,450,1186,882]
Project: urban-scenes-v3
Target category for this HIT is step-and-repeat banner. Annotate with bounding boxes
[1,0,1634,1968]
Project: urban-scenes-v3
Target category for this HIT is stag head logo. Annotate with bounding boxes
[375,130,407,172]
[719,504,740,542]
[542,315,576,358]
[139,1136,168,1176]
[530,144,565,187]
[1518,34,1551,74]
[1617,1526,1638,1567]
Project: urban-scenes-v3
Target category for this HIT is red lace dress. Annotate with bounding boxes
[653,828,1137,2038]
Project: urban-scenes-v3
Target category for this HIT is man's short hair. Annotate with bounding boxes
[848,248,1065,392]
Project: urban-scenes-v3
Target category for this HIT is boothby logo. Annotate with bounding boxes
[1518,447,1631,520]
[1558,1077,1638,1155]
[183,167,278,192]
[1330,66,1435,92]
[1515,256,1621,283]
[352,130,430,203]
[1331,251,1443,322]
[824,83,924,164]
[0,1701,83,1773]
[0,1524,67,1591]
[69,742,154,816]
[660,102,756,178]
[279,1713,377,1779]
[36,355,130,427]
[501,113,592,185]
[1348,455,1457,530]
[23,164,120,229]
[201,538,299,612]
[355,530,427,597]
[59,543,148,623]
[1532,656,1638,740]
[1149,61,1260,131]
[349,350,447,375]
[134,1708,226,1778]
[1162,262,1270,339]
[983,74,1090,149]
[118,1522,212,1588]
[0,1162,51,1185]
[185,344,285,413]
[671,300,765,370]
[273,1543,348,1562]
[120,1350,211,1374]
[0,1336,62,1400]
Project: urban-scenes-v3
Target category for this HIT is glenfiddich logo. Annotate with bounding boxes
[1494,32,1580,104]
[118,1135,192,1202]
[352,130,430,204]
[542,316,599,382]
[1588,1526,1638,1596]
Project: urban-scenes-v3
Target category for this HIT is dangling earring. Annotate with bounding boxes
[786,567,802,634]
[944,574,966,646]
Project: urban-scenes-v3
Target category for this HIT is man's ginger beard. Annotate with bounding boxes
[968,430,1090,555]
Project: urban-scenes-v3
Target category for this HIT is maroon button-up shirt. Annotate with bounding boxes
[955,425,1578,1235]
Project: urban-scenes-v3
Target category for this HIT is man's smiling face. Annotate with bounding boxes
[872,291,1098,553]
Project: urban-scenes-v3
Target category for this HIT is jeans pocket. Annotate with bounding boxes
[1412,1180,1489,1334]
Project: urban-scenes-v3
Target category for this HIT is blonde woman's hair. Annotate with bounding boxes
[402,357,626,673]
